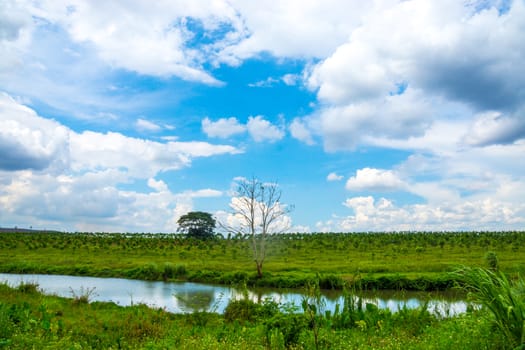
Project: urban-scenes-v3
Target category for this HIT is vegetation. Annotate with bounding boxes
[454,266,525,348]
[177,211,216,239]
[0,273,516,349]
[1,230,523,348]
[0,230,524,290]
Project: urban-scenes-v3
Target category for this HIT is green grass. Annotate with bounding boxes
[0,279,511,349]
[0,231,524,290]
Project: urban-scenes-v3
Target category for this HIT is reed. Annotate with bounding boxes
[455,266,524,349]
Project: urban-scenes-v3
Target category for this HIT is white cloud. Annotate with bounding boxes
[136,118,162,132]
[248,77,280,88]
[305,0,525,151]
[183,188,223,198]
[0,94,240,232]
[203,115,285,143]
[326,172,343,181]
[248,73,302,88]
[202,117,246,138]
[70,131,241,178]
[0,92,69,172]
[0,0,32,71]
[289,118,315,145]
[28,1,244,84]
[313,193,525,232]
[463,111,525,146]
[282,73,300,86]
[0,0,377,92]
[246,115,284,142]
[148,178,169,192]
[223,0,371,60]
[346,168,406,192]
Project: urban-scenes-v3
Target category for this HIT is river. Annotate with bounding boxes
[0,273,468,316]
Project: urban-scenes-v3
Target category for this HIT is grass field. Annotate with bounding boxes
[0,230,524,290]
[1,231,523,349]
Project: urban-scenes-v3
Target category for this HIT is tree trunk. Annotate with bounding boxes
[256,261,263,278]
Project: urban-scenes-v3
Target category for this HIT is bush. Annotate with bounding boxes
[223,299,259,323]
[16,282,40,294]
[484,251,499,271]
[318,274,343,289]
[264,313,307,348]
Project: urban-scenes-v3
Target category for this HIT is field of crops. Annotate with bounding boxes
[0,230,524,290]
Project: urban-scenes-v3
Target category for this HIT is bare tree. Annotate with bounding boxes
[221,177,292,278]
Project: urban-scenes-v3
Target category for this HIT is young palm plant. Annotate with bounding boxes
[455,267,524,349]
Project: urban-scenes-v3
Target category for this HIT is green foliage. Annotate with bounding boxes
[224,299,260,323]
[455,266,525,349]
[0,279,515,349]
[177,211,216,239]
[485,251,499,271]
[16,282,40,294]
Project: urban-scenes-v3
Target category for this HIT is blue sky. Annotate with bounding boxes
[1,0,524,233]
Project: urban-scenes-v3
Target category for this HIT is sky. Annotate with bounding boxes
[1,0,524,233]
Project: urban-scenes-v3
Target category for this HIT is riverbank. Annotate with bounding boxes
[0,281,504,349]
[0,231,524,291]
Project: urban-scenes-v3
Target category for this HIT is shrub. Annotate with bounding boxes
[16,282,40,294]
[264,313,307,348]
[485,251,499,271]
[223,299,259,323]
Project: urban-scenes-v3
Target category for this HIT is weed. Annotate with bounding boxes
[16,281,40,294]
[69,286,97,305]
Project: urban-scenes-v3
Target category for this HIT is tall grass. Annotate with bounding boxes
[455,267,525,349]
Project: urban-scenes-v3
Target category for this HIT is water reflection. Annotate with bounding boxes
[0,273,467,316]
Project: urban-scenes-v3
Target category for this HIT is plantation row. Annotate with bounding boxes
[1,230,524,290]
[1,230,524,252]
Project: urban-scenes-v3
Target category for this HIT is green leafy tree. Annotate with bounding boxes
[177,211,216,239]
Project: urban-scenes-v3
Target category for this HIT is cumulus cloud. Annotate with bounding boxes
[0,0,31,71]
[70,131,241,178]
[203,115,284,143]
[0,94,240,231]
[28,1,245,84]
[0,0,375,93]
[289,118,315,145]
[299,88,435,151]
[326,172,343,181]
[246,115,285,142]
[304,0,525,151]
[202,117,246,138]
[0,92,69,172]
[317,194,525,232]
[346,168,406,192]
[223,0,370,60]
[463,111,525,146]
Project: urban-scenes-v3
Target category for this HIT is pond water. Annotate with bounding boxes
[0,273,468,316]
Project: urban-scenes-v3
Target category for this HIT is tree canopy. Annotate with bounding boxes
[177,211,216,239]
